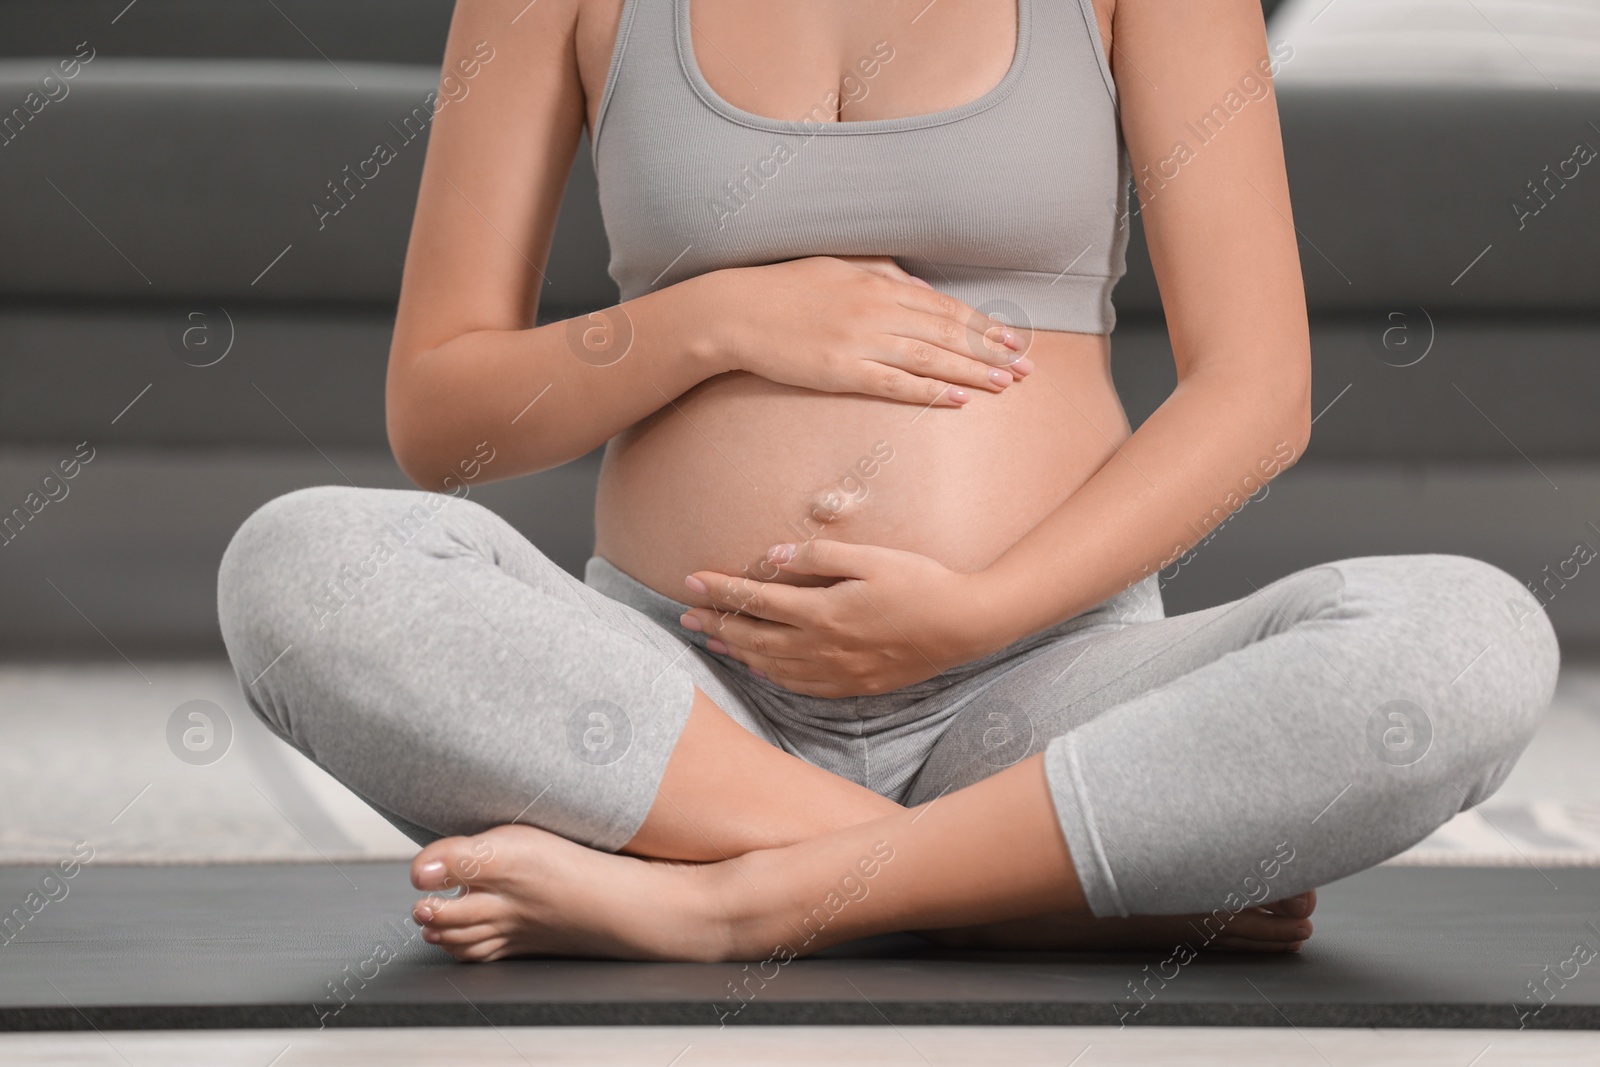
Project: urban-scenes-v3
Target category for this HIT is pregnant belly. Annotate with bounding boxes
[593,330,1130,598]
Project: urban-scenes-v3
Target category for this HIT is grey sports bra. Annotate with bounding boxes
[590,0,1129,334]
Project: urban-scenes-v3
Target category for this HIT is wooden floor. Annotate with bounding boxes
[4,1026,1599,1066]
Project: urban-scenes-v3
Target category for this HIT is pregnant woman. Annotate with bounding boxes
[218,0,1559,962]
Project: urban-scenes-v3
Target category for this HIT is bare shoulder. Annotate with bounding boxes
[573,0,627,129]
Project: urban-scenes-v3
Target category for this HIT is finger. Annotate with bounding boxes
[873,329,1018,393]
[901,308,1028,374]
[832,254,934,289]
[726,646,823,685]
[853,364,977,408]
[891,288,1032,365]
[738,652,853,697]
[767,538,878,580]
[682,610,805,661]
[684,571,809,624]
[691,628,835,688]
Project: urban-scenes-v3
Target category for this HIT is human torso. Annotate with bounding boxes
[575,0,1130,594]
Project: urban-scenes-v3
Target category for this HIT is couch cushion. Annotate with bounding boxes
[1270,0,1600,89]
[1,0,453,64]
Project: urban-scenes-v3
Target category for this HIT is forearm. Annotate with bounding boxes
[976,366,1311,649]
[387,269,734,489]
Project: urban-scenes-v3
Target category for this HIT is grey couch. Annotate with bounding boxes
[2,0,1597,656]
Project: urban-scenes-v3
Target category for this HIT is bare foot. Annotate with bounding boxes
[409,823,733,962]
[410,823,1316,963]
[919,890,1317,954]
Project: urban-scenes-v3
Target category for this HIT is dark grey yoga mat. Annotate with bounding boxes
[2,862,1597,1030]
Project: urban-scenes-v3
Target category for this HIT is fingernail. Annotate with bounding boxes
[948,387,970,404]
[419,861,444,876]
[707,638,730,655]
[423,928,442,943]
[684,575,708,595]
[1011,357,1035,376]
[767,543,795,564]
[985,325,1017,349]
[911,276,933,288]
[987,367,1013,386]
[414,905,434,923]
[678,612,703,632]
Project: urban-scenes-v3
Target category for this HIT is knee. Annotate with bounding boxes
[218,485,426,667]
[1388,554,1559,797]
[1415,553,1558,701]
[219,487,356,625]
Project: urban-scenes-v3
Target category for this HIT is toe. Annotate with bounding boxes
[414,890,503,930]
[1211,935,1306,953]
[1262,890,1317,919]
[438,922,505,950]
[1218,908,1313,943]
[455,936,511,963]
[411,834,496,891]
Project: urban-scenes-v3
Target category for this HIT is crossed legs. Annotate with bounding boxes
[217,487,1555,963]
[407,687,1317,961]
[406,551,1557,962]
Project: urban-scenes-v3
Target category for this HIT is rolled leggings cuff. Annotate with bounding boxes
[574,666,698,854]
[1043,734,1129,918]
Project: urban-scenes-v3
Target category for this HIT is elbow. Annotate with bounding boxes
[388,421,447,492]
[386,374,452,492]
[389,426,500,496]
[1282,393,1312,467]
[1281,362,1313,465]
[387,396,504,495]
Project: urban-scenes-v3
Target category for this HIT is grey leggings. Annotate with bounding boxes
[217,486,1559,917]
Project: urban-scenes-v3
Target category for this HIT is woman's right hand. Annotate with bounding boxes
[702,255,1034,407]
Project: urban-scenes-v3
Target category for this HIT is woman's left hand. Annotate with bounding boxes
[678,540,1001,698]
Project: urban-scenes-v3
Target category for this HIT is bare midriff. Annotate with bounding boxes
[593,328,1129,597]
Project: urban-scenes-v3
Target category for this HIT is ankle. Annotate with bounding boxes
[699,848,791,961]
